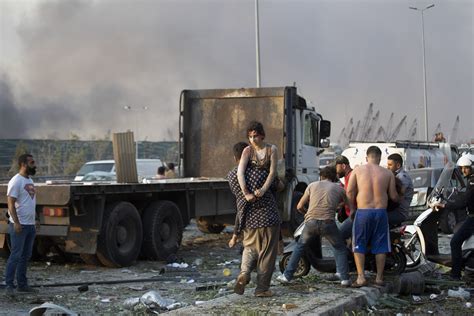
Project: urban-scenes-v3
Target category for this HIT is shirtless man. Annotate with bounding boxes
[346,146,399,287]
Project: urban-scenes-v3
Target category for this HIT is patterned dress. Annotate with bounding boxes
[228,144,280,234]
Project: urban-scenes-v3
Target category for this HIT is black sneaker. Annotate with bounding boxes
[17,286,38,293]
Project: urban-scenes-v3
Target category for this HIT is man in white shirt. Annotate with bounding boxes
[4,154,38,296]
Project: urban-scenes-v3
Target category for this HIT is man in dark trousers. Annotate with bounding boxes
[432,154,474,280]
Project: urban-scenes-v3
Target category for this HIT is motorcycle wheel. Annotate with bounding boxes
[279,253,310,278]
[402,231,423,268]
[385,246,407,275]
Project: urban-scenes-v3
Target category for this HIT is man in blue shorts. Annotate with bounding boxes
[346,146,399,287]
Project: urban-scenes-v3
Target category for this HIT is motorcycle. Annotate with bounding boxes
[279,220,408,278]
[403,162,474,272]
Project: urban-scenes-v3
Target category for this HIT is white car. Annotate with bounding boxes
[75,159,164,181]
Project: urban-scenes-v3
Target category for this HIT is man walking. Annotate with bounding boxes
[277,166,350,286]
[346,146,399,287]
[5,154,38,296]
[386,153,414,227]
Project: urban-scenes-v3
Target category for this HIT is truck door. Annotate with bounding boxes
[298,112,319,178]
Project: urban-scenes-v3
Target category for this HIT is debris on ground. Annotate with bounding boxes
[447,287,470,299]
[29,302,78,316]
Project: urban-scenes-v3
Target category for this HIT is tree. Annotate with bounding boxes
[64,149,86,175]
[8,141,29,177]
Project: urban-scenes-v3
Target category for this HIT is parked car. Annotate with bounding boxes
[74,159,164,182]
[81,171,116,182]
[407,166,467,233]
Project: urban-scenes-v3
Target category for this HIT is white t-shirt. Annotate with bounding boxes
[7,174,36,225]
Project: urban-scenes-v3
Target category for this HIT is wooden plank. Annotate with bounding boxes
[112,132,138,183]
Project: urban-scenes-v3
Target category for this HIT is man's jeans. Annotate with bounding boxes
[284,219,349,281]
[450,217,474,278]
[5,224,36,288]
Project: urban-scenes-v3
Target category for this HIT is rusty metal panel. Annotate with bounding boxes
[194,188,235,217]
[182,87,287,178]
[113,131,138,183]
[65,230,98,254]
[0,183,71,205]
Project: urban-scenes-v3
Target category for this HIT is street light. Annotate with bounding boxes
[255,0,261,87]
[409,4,435,141]
[123,105,149,159]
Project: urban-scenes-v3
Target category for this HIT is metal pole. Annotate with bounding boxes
[135,112,139,160]
[255,0,261,87]
[421,10,429,141]
[410,5,434,141]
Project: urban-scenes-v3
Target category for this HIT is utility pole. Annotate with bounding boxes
[409,4,435,141]
[255,0,261,87]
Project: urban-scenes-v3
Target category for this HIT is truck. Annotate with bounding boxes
[341,141,459,171]
[0,87,330,267]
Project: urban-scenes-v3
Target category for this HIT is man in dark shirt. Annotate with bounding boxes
[433,154,474,280]
[227,143,280,297]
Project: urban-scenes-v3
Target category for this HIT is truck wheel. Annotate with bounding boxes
[97,202,143,267]
[141,201,183,260]
[196,217,225,234]
[289,192,305,234]
[439,209,457,234]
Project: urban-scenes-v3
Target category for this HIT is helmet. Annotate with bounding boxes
[457,154,474,167]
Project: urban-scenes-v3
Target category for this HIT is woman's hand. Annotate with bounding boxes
[254,188,265,197]
[245,193,256,202]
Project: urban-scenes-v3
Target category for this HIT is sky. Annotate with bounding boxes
[0,0,472,144]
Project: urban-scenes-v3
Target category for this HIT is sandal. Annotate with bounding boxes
[372,280,385,287]
[351,280,368,288]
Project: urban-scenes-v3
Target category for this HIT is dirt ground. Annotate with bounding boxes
[0,222,472,315]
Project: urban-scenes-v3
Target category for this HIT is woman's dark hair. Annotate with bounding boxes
[246,121,265,138]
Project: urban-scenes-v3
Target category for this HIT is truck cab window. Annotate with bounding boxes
[304,115,318,147]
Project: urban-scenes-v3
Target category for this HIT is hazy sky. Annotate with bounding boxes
[0,0,472,143]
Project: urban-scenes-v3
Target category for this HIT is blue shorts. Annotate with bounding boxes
[352,209,391,254]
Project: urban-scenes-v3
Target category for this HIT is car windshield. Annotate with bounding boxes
[409,170,432,188]
[77,163,114,176]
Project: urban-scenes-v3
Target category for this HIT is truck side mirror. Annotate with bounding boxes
[320,139,330,148]
[320,120,331,139]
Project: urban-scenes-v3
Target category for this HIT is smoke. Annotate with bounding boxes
[0,74,25,138]
[6,0,256,141]
[2,0,472,142]
[0,73,80,139]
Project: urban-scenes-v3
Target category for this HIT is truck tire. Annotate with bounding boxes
[196,217,226,234]
[141,201,183,260]
[289,192,305,234]
[97,202,143,267]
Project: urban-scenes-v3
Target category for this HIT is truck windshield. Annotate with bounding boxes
[77,163,114,176]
